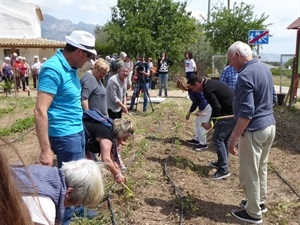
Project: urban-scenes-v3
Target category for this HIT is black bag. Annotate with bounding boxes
[86,138,101,154]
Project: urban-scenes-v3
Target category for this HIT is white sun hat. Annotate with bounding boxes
[65,30,97,55]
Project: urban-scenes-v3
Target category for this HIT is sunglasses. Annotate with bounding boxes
[82,50,93,59]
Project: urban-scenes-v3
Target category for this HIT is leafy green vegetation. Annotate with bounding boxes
[0,116,34,136]
[203,2,270,54]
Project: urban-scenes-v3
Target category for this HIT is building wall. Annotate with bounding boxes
[0,1,41,38]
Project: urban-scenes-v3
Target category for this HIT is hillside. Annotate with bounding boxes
[41,14,96,41]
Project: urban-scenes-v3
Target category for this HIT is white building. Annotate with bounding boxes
[0,0,65,64]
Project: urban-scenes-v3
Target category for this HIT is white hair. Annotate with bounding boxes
[119,51,127,58]
[61,159,105,206]
[228,41,252,58]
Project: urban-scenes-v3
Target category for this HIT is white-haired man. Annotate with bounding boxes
[228,41,276,224]
[34,30,98,225]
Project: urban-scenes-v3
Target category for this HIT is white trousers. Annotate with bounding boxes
[194,104,212,144]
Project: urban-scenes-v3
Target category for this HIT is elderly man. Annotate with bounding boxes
[106,65,129,119]
[228,41,276,224]
[34,30,97,225]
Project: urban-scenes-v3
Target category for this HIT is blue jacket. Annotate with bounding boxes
[188,89,208,112]
[82,110,113,129]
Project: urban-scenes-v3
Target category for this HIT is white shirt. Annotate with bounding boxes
[22,195,56,225]
[185,58,196,72]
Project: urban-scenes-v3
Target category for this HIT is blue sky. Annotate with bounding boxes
[24,0,299,55]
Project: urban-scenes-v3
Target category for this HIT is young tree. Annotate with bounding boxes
[106,0,197,62]
[204,2,270,54]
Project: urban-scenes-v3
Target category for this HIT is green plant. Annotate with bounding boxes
[0,116,34,136]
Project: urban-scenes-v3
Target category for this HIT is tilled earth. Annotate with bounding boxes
[1,89,300,225]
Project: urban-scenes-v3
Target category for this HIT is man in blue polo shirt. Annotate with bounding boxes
[34,30,97,225]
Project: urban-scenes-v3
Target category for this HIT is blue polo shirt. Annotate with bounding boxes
[38,49,83,137]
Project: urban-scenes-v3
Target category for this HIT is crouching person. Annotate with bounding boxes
[13,159,105,225]
[83,110,135,183]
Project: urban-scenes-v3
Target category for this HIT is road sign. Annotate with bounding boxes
[248,30,269,45]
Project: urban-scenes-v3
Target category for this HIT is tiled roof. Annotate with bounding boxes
[0,38,66,48]
[287,17,300,29]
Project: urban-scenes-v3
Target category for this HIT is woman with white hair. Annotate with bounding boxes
[31,55,41,88]
[1,56,13,82]
[12,158,105,225]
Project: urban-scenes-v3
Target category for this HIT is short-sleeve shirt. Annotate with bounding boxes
[38,49,83,137]
[185,58,196,72]
[80,71,108,116]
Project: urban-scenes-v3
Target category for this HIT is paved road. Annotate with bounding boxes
[275,85,300,96]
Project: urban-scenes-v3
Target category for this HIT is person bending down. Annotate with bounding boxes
[12,159,105,225]
[83,110,135,183]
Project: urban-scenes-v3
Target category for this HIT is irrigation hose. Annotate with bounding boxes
[163,114,184,225]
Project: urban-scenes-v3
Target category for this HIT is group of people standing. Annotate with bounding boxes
[0,53,47,92]
[1,27,276,225]
[180,42,276,224]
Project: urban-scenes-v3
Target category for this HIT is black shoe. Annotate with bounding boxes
[231,209,262,224]
[209,161,220,169]
[187,139,199,145]
[211,170,230,180]
[194,144,208,151]
[240,200,268,213]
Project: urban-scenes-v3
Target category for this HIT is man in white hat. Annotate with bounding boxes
[34,30,97,225]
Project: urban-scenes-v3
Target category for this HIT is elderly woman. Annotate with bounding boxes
[1,56,13,82]
[83,110,135,184]
[16,159,104,225]
[0,143,104,225]
[80,58,110,116]
[31,55,41,88]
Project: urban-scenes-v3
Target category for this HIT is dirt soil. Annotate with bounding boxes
[1,88,300,225]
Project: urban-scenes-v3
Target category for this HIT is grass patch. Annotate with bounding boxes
[0,116,34,136]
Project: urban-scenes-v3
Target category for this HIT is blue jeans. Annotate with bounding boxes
[158,73,168,97]
[129,81,150,111]
[49,130,85,225]
[186,71,194,80]
[211,118,235,173]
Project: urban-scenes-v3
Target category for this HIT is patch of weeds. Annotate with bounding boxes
[196,166,209,177]
[120,179,135,201]
[0,107,14,117]
[18,97,36,109]
[269,202,300,225]
[70,213,107,225]
[268,162,278,173]
[144,171,156,185]
[288,105,297,112]
[0,116,34,136]
[174,139,181,146]
[181,196,199,214]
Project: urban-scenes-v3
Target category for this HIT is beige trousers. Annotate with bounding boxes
[238,125,276,219]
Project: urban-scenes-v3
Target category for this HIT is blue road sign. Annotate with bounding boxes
[248,30,269,45]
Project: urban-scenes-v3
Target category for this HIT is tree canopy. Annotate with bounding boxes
[203,2,270,54]
[105,0,197,61]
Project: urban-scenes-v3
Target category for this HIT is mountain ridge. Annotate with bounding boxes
[41,14,96,41]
